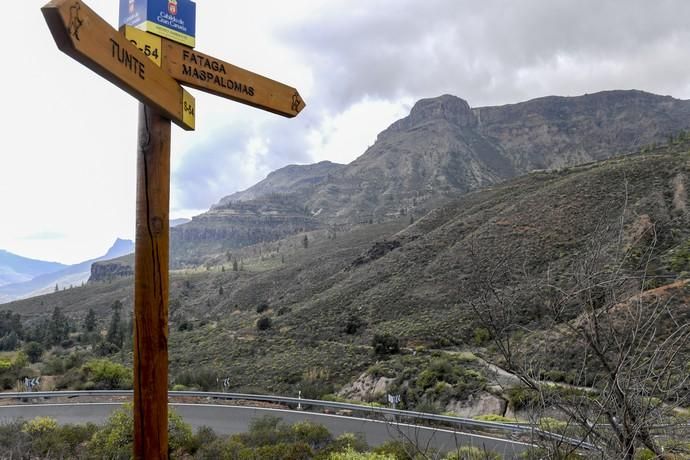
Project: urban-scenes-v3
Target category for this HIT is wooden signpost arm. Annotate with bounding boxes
[133,103,171,459]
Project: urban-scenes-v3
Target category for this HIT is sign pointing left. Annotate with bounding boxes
[42,0,195,131]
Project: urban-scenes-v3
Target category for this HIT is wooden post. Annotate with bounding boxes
[133,103,171,459]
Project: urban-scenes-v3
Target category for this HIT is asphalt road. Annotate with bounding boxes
[0,402,531,458]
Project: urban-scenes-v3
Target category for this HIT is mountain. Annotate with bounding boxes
[96,90,690,269]
[170,218,191,228]
[6,138,690,396]
[0,250,66,287]
[216,90,690,224]
[216,161,345,205]
[0,238,133,304]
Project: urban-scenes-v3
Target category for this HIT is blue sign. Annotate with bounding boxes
[119,0,196,48]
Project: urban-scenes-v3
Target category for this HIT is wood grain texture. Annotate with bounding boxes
[42,0,194,130]
[133,104,170,459]
[162,38,305,118]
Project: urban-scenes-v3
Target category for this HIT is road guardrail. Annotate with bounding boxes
[0,390,596,451]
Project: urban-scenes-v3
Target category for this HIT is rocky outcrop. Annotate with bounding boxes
[89,257,133,282]
[337,373,394,401]
[445,392,507,417]
[218,161,345,205]
[350,240,402,268]
[171,195,322,266]
[391,94,478,131]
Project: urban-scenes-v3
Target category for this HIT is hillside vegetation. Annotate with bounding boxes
[2,92,690,457]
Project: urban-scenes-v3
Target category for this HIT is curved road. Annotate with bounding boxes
[0,402,530,458]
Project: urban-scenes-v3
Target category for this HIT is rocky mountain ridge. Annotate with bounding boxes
[0,239,133,304]
[0,251,66,287]
[172,90,690,256]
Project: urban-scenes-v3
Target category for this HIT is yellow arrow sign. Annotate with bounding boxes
[42,0,194,131]
[161,39,305,118]
[122,26,305,118]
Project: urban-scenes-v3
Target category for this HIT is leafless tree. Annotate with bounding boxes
[465,202,690,459]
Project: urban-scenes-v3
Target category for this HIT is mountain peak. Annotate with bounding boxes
[103,238,134,260]
[394,94,476,131]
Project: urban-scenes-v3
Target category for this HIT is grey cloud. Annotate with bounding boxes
[174,0,690,211]
[280,0,690,109]
[172,115,315,210]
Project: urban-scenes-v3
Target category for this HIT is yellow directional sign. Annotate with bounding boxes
[42,0,194,130]
[161,39,306,118]
[124,25,162,67]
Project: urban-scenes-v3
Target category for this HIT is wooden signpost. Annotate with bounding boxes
[123,26,305,117]
[41,1,305,458]
[42,0,195,130]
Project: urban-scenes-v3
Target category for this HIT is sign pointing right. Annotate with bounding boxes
[161,40,305,118]
[125,26,305,118]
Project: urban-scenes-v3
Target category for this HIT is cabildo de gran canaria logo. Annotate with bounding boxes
[168,0,178,15]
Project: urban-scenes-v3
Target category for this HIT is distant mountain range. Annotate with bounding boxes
[0,250,66,287]
[0,238,133,304]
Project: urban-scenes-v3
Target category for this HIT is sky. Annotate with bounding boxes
[2,0,690,264]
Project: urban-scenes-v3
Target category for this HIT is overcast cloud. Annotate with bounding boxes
[1,1,690,263]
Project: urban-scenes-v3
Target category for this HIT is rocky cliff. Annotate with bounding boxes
[171,195,321,266]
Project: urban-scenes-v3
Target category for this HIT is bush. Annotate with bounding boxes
[292,421,332,450]
[443,446,500,460]
[24,341,44,363]
[257,316,272,331]
[507,387,540,411]
[330,447,396,459]
[373,440,423,459]
[87,403,193,458]
[94,339,120,356]
[372,334,400,356]
[173,367,219,391]
[256,303,270,314]
[344,315,366,335]
[16,417,96,459]
[472,327,491,345]
[248,441,313,459]
[22,416,58,435]
[82,359,132,389]
[326,433,369,455]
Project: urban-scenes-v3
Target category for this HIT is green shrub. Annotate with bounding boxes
[245,415,290,446]
[22,416,58,435]
[257,316,272,331]
[330,447,396,459]
[82,359,132,389]
[173,367,219,391]
[373,440,426,459]
[292,421,332,450]
[329,433,369,454]
[372,334,400,356]
[87,403,193,458]
[24,342,44,363]
[443,446,500,460]
[344,315,366,335]
[18,417,96,459]
[251,441,314,459]
[473,327,491,346]
[507,387,540,411]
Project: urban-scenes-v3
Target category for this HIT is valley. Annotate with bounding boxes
[1,90,690,457]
